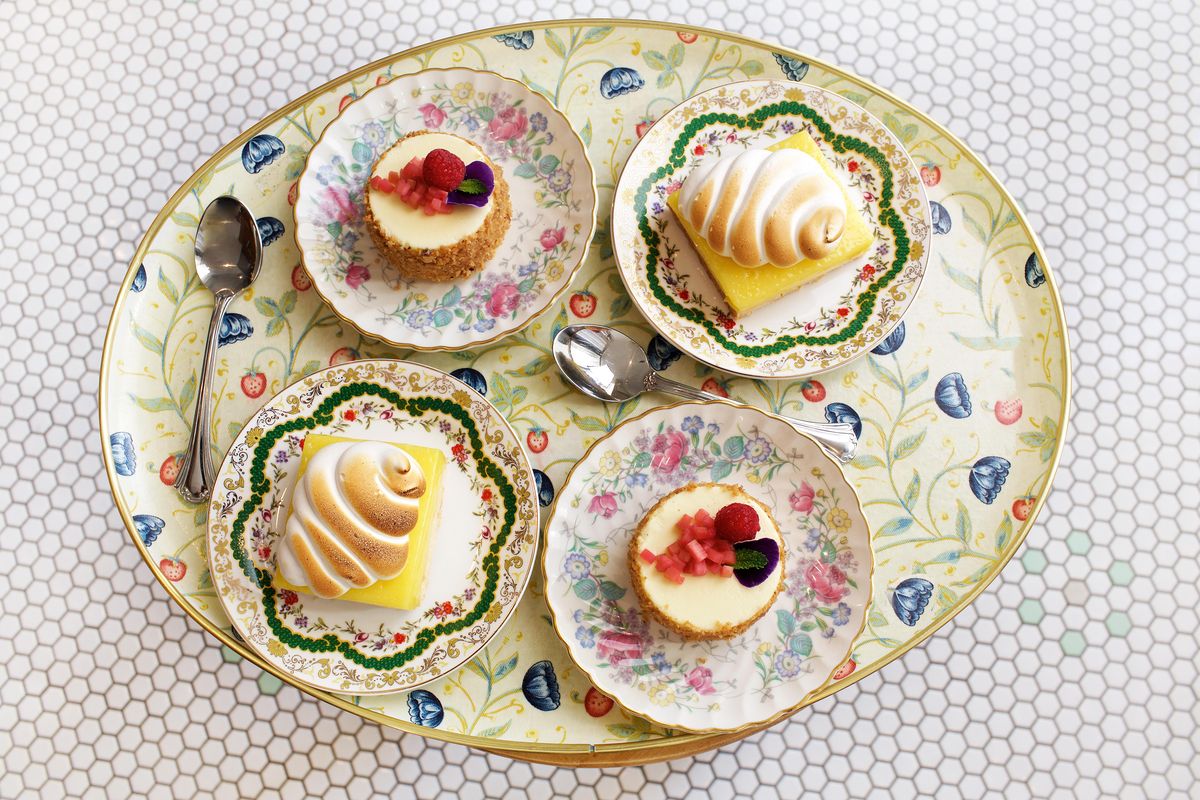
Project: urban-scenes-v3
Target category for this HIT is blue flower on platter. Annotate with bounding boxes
[256,216,285,247]
[934,372,972,418]
[359,121,387,149]
[563,552,591,580]
[832,602,852,626]
[804,528,821,552]
[449,367,487,395]
[626,472,648,488]
[534,469,554,507]
[529,112,548,132]
[681,415,704,434]
[494,30,534,50]
[522,660,561,711]
[1025,252,1045,288]
[406,309,433,329]
[110,432,136,476]
[930,200,952,235]
[870,321,906,355]
[575,625,595,648]
[241,134,285,174]
[406,690,444,727]
[217,312,253,347]
[774,650,803,677]
[652,652,670,673]
[133,514,165,547]
[892,577,933,626]
[773,53,810,81]
[745,436,773,464]
[131,264,147,292]
[599,67,644,99]
[474,318,496,333]
[969,456,1010,505]
[646,334,681,371]
[824,402,862,439]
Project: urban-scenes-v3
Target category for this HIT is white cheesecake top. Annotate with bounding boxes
[368,133,490,250]
[633,484,783,633]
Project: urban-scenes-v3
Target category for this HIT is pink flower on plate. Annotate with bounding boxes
[320,185,358,224]
[540,226,566,251]
[805,560,848,604]
[418,102,446,129]
[489,106,529,141]
[650,430,688,474]
[588,492,618,518]
[596,630,643,666]
[345,263,370,289]
[790,482,815,514]
[686,666,715,695]
[486,282,521,317]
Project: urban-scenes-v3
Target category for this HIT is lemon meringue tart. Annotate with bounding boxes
[364,130,512,283]
[276,435,445,609]
[629,483,785,640]
[667,130,874,316]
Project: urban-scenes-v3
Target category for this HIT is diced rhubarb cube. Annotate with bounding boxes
[676,514,693,532]
[694,509,714,526]
[655,554,673,573]
[667,541,683,557]
[719,565,734,577]
[402,157,424,179]
[388,170,401,184]
[664,567,684,585]
[680,528,695,545]
[692,560,709,576]
[685,540,707,563]
[639,549,656,565]
[693,525,715,541]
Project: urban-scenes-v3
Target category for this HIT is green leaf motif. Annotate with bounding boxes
[573,580,597,601]
[129,395,176,413]
[820,540,837,564]
[178,374,196,414]
[868,356,902,391]
[544,29,566,58]
[734,548,768,571]
[881,112,918,144]
[265,316,285,337]
[741,60,764,76]
[960,207,989,243]
[906,368,929,392]
[722,436,745,458]
[569,409,610,432]
[931,550,961,564]
[170,211,199,229]
[477,721,512,739]
[580,26,613,44]
[877,517,913,537]
[494,654,519,682]
[610,295,632,318]
[254,296,279,317]
[995,513,1013,553]
[465,660,489,680]
[489,373,527,412]
[656,71,675,90]
[776,609,797,636]
[517,277,536,294]
[441,286,462,307]
[475,106,495,122]
[789,633,813,657]
[710,460,733,482]
[506,356,553,377]
[936,586,959,611]
[131,323,164,355]
[280,290,297,315]
[667,42,685,66]
[868,608,889,628]
[513,162,537,179]
[299,360,321,377]
[196,568,213,590]
[351,140,371,164]
[892,430,926,461]
[944,263,980,293]
[157,269,179,305]
[956,500,971,544]
[642,49,669,70]
[538,155,560,174]
[850,454,885,470]
[951,333,1023,351]
[579,119,592,147]
[631,451,652,469]
[599,580,626,601]
[432,309,453,327]
[903,470,920,508]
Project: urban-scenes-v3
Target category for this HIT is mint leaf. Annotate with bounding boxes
[456,178,486,194]
[733,548,768,571]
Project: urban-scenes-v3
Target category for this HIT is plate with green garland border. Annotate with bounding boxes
[612,80,932,380]
[206,359,539,694]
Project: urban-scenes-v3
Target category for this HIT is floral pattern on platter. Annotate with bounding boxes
[206,360,539,694]
[612,80,932,379]
[544,402,871,732]
[101,23,1067,752]
[293,68,596,351]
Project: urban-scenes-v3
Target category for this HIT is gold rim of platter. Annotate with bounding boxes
[538,399,874,736]
[98,18,1072,765]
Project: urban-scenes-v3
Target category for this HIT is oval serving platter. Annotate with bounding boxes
[612,80,931,380]
[294,67,598,351]
[100,21,1069,765]
[543,401,872,733]
[207,359,539,694]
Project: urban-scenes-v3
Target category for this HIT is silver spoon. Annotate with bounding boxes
[174,196,263,503]
[552,324,858,463]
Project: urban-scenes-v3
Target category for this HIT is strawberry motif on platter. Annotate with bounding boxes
[241,371,267,398]
[569,291,596,318]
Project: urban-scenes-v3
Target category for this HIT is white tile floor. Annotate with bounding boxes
[2,0,1198,797]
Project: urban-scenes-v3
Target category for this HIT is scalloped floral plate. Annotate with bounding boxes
[543,401,872,733]
[294,67,597,351]
[206,359,539,694]
[612,80,931,379]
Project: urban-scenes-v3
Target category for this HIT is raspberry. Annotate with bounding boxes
[422,148,466,191]
[714,502,760,542]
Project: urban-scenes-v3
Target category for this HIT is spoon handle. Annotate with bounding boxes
[648,373,859,463]
[174,293,235,503]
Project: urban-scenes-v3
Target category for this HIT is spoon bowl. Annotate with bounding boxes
[552,324,858,463]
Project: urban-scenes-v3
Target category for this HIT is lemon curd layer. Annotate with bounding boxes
[667,130,874,317]
[632,484,782,633]
[276,434,445,610]
[368,133,490,250]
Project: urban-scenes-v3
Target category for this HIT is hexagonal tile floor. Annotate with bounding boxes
[2,0,1197,797]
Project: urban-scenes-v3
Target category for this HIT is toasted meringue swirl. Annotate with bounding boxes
[678,148,846,267]
[278,441,426,599]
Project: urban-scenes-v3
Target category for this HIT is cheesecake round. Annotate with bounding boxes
[628,483,785,640]
[365,130,512,282]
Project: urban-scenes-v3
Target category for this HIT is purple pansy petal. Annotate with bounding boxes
[448,160,495,206]
[733,538,781,587]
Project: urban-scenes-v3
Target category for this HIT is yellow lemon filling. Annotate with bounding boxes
[667,130,874,317]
